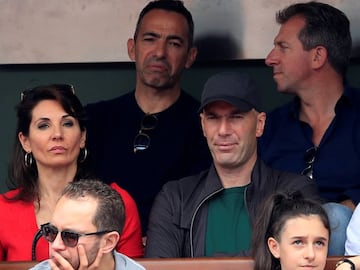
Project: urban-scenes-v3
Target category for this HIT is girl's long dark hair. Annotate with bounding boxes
[252,191,330,270]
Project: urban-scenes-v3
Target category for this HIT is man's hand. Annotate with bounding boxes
[77,245,103,270]
[341,199,356,212]
[49,245,104,270]
[49,251,73,270]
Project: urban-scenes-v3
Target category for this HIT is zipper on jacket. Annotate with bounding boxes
[189,184,251,257]
[244,186,249,217]
[189,188,224,257]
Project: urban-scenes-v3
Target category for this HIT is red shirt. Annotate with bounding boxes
[0,182,143,261]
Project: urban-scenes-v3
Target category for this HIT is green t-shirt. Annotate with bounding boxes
[205,186,252,256]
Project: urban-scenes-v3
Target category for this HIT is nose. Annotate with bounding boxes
[304,244,315,260]
[265,48,278,67]
[52,125,64,140]
[154,40,167,58]
[218,117,231,136]
[51,232,66,251]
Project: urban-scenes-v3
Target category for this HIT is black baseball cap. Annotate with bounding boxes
[199,72,263,112]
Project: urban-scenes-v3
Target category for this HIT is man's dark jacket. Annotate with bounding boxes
[145,159,319,258]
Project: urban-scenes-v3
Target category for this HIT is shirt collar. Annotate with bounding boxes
[287,85,356,118]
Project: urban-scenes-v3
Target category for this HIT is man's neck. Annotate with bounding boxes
[215,155,257,189]
[298,74,344,146]
[135,84,181,114]
[297,70,344,119]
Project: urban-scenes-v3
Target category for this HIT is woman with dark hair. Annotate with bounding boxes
[0,84,143,261]
[252,192,330,270]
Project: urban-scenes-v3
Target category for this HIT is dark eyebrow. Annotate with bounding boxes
[61,114,73,119]
[316,236,328,242]
[166,35,184,44]
[290,236,328,242]
[203,111,217,116]
[35,114,72,122]
[142,32,184,44]
[275,40,289,47]
[142,32,161,39]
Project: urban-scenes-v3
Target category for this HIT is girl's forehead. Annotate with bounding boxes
[281,215,329,238]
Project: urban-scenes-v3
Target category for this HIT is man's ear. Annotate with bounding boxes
[127,38,136,61]
[256,112,266,138]
[185,47,197,69]
[268,237,280,259]
[312,46,327,70]
[200,113,207,138]
[101,231,120,253]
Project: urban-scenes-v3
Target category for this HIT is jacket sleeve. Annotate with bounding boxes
[145,182,184,258]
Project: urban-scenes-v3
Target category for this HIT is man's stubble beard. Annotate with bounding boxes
[73,240,101,270]
[141,71,177,91]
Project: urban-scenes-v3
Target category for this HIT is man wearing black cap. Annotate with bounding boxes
[145,72,319,258]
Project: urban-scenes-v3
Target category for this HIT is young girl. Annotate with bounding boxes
[252,192,330,270]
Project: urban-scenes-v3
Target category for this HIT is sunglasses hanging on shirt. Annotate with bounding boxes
[133,113,158,153]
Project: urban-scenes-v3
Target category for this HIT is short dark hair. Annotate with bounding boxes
[276,1,351,77]
[133,0,194,48]
[61,179,125,235]
[252,191,330,270]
